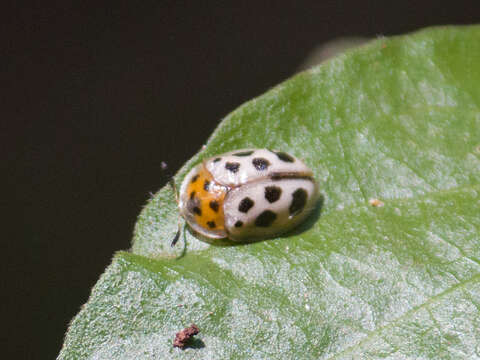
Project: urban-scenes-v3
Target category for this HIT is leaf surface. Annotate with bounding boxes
[59,26,480,359]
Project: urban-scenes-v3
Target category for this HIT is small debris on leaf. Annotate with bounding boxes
[173,324,200,349]
[369,198,384,207]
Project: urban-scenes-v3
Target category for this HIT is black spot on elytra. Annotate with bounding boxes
[234,220,243,228]
[213,157,221,162]
[252,157,270,171]
[225,162,240,173]
[209,200,219,212]
[187,192,202,217]
[264,186,282,203]
[233,150,254,157]
[207,221,216,229]
[238,197,254,213]
[203,180,210,191]
[289,188,307,216]
[190,174,199,183]
[255,210,277,227]
[275,151,295,162]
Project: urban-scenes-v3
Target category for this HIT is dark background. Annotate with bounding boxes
[3,1,478,358]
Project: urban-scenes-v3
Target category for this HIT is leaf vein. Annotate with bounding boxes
[326,273,480,359]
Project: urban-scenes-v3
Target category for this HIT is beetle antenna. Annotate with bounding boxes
[170,223,181,247]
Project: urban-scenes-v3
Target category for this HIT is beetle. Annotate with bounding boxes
[175,148,318,243]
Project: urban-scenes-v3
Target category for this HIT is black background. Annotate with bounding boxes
[4,1,479,358]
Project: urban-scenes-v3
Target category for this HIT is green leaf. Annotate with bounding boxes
[58,25,480,359]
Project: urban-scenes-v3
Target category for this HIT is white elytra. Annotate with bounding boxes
[224,177,318,241]
[179,148,318,242]
[205,149,313,186]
